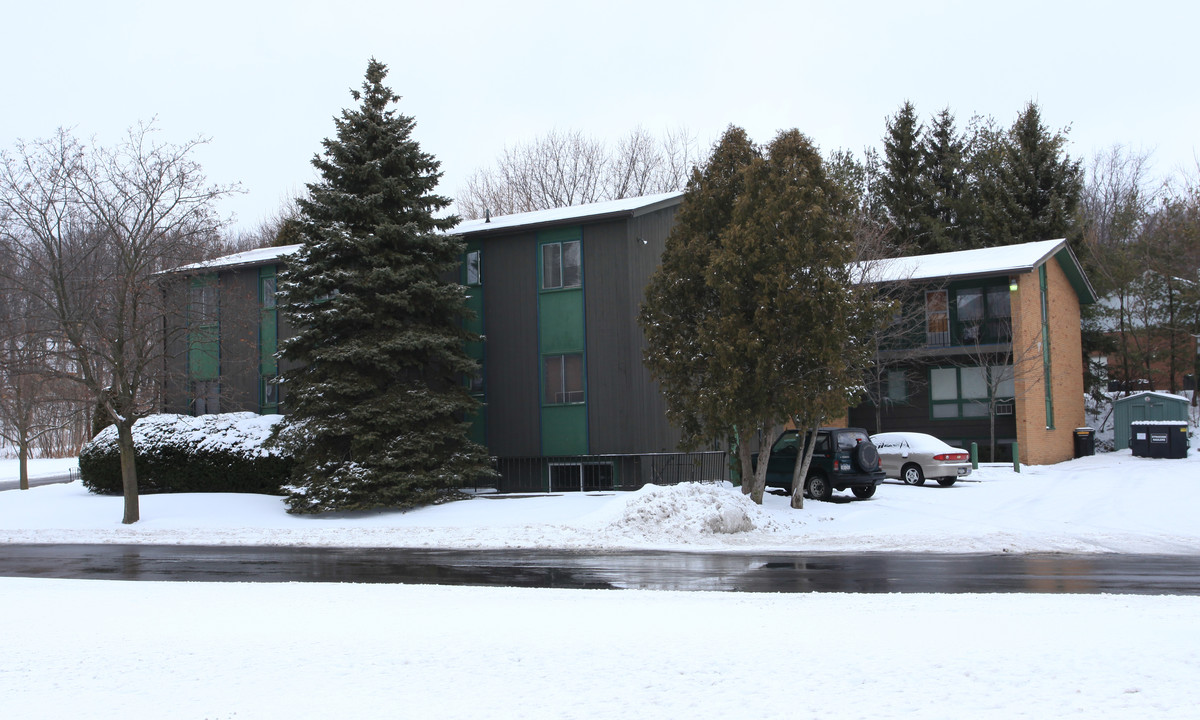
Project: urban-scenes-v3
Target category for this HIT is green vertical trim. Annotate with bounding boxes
[258,266,279,413]
[1040,265,1054,429]
[462,239,486,446]
[537,227,587,455]
[188,274,219,381]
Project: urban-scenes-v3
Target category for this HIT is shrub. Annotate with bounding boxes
[80,413,291,495]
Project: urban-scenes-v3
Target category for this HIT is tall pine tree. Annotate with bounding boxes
[879,101,930,251]
[920,108,975,251]
[274,59,491,513]
[978,101,1083,246]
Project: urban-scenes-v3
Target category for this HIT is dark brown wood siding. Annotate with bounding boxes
[479,230,541,456]
[583,206,682,454]
[218,268,262,412]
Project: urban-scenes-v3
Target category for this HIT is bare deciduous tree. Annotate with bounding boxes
[0,124,236,522]
[457,126,707,219]
[0,246,86,487]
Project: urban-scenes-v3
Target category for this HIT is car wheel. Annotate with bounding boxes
[902,463,925,486]
[852,484,876,499]
[936,478,956,487]
[806,472,833,502]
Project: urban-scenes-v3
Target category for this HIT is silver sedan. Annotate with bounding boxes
[869,432,972,487]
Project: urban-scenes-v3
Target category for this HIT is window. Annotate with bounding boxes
[192,380,220,416]
[260,375,279,413]
[930,366,1014,419]
[886,369,908,403]
[925,290,949,347]
[955,285,1011,344]
[190,281,218,323]
[465,250,482,286]
[541,240,581,290]
[544,353,584,404]
[260,275,277,308]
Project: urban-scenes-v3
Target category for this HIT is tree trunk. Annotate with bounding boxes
[18,440,29,491]
[115,421,140,524]
[789,426,818,509]
[737,428,755,497]
[747,424,785,505]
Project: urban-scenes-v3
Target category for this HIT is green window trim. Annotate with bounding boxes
[259,266,279,380]
[188,274,220,382]
[1040,265,1054,429]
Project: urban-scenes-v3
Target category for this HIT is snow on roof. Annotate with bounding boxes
[170,193,685,274]
[173,244,302,274]
[452,191,684,235]
[1116,391,1190,404]
[856,239,1067,284]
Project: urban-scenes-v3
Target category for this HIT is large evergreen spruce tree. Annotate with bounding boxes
[920,108,975,251]
[275,59,491,513]
[879,101,930,251]
[977,102,1083,246]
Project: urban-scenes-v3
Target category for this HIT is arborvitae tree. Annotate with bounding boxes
[274,59,491,513]
[640,126,759,443]
[879,102,931,251]
[978,102,1083,246]
[642,128,883,508]
[921,108,975,251]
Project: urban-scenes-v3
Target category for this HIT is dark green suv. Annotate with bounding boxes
[758,427,885,501]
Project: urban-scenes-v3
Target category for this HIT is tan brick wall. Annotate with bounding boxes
[1011,256,1085,465]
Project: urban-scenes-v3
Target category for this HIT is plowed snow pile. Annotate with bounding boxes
[602,482,779,537]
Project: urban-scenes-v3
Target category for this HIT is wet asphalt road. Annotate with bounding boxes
[2,544,1200,594]
[0,472,75,492]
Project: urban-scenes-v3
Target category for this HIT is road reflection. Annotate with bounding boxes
[2,545,1199,595]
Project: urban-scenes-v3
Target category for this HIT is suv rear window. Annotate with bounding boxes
[837,430,870,451]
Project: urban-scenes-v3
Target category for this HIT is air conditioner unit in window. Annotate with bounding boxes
[995,402,1014,416]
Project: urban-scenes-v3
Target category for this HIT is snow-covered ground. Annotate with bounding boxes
[4,448,1200,554]
[4,450,1200,718]
[3,577,1197,719]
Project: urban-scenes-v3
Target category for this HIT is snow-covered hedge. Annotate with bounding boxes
[80,413,291,495]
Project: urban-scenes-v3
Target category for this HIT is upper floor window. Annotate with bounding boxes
[189,276,218,325]
[465,250,482,286]
[260,275,277,309]
[925,290,949,347]
[957,286,1011,344]
[542,240,581,290]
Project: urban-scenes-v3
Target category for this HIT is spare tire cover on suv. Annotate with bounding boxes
[854,440,879,473]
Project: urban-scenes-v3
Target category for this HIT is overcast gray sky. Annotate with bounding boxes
[3,0,1195,234]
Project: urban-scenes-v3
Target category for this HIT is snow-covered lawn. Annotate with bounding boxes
[3,449,1200,554]
[3,577,1197,719]
[3,450,1200,718]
